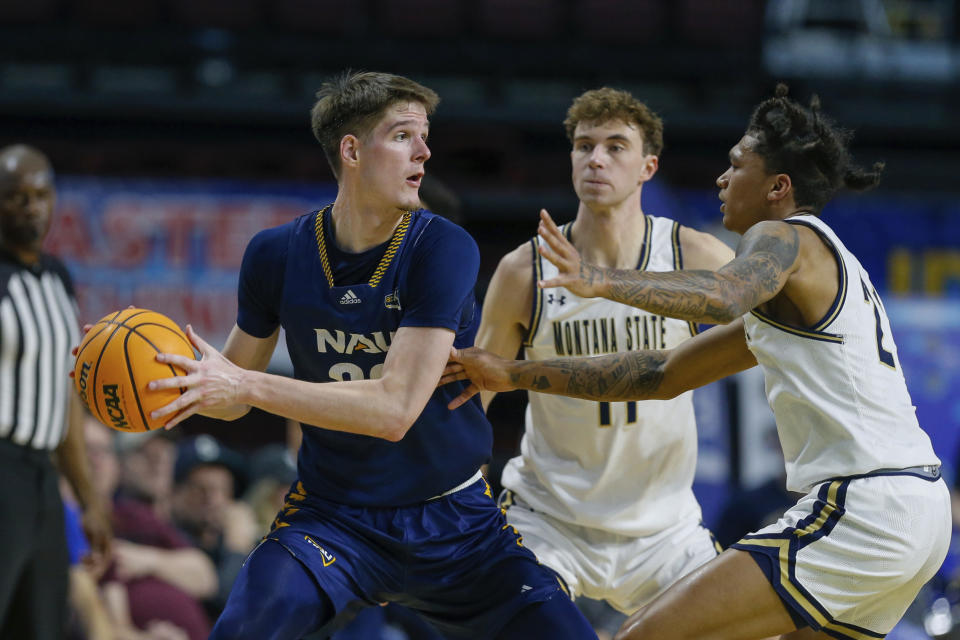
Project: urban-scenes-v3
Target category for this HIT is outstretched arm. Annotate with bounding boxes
[443,319,756,408]
[538,210,800,324]
[150,323,456,441]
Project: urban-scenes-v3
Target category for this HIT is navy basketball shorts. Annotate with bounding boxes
[260,474,569,639]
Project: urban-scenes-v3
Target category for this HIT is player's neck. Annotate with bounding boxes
[329,196,406,253]
[571,199,648,269]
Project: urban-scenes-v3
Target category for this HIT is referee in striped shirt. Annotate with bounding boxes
[0,145,111,639]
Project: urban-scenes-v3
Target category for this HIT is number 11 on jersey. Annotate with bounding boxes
[599,401,637,427]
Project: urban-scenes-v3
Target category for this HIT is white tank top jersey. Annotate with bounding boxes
[743,214,940,493]
[500,215,705,537]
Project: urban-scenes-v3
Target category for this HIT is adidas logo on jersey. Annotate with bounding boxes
[339,290,361,305]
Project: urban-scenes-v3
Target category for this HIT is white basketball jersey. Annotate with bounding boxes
[743,214,939,493]
[501,215,704,536]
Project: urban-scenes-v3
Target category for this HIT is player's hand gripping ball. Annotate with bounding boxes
[74,308,196,432]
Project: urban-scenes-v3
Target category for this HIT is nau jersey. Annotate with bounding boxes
[743,214,939,492]
[501,215,704,536]
[237,206,491,507]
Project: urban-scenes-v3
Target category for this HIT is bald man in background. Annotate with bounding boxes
[0,144,111,639]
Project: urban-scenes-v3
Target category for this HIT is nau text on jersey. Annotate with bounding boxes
[315,329,394,354]
[552,314,669,356]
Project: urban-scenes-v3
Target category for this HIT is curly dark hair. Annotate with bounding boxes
[746,84,884,212]
[311,71,439,179]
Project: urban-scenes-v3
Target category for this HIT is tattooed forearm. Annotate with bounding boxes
[580,261,606,289]
[508,351,668,401]
[597,225,799,324]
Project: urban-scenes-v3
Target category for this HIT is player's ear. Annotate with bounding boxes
[768,173,792,202]
[340,134,360,170]
[640,154,659,183]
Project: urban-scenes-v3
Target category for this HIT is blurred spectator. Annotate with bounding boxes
[244,443,297,536]
[419,172,463,223]
[171,435,259,617]
[67,563,115,640]
[84,416,216,640]
[713,474,798,549]
[712,427,798,549]
[115,430,179,520]
[60,482,113,640]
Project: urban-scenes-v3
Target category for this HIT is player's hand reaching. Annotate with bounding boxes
[537,209,607,299]
[441,346,518,409]
[148,324,246,429]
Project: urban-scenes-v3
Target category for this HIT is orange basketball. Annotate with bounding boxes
[74,308,196,432]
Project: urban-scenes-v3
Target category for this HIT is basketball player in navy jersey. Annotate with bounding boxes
[147,71,597,640]
[443,86,949,639]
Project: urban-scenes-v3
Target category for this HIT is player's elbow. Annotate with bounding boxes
[706,294,746,324]
[654,384,683,401]
[373,381,429,441]
[379,420,408,442]
[378,410,419,442]
[654,356,689,400]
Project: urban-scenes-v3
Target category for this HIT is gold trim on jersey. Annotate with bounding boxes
[749,310,845,344]
[747,217,849,344]
[785,219,849,333]
[312,205,412,289]
[670,220,700,337]
[734,481,884,640]
[523,237,545,348]
[637,215,652,271]
[671,220,682,270]
[313,205,336,288]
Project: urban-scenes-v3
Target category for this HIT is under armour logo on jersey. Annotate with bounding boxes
[339,290,361,305]
[547,294,566,306]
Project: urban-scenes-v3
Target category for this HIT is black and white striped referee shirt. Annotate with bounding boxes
[0,249,80,451]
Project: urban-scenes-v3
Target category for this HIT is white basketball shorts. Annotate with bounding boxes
[500,489,720,614]
[732,469,950,638]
